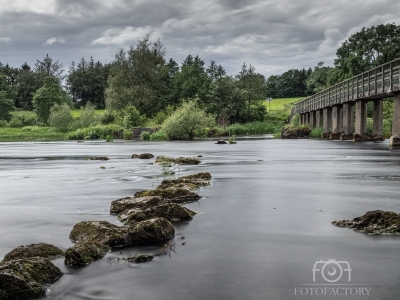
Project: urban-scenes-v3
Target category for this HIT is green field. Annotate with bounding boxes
[264,97,304,120]
[71,109,105,118]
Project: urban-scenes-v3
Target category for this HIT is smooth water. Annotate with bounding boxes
[1,137,400,300]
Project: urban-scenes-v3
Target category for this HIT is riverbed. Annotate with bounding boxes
[1,137,399,300]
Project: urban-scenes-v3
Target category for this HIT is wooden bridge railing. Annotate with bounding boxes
[293,58,400,114]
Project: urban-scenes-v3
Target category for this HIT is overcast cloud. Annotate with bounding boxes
[1,0,400,77]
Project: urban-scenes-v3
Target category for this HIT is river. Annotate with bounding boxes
[0,137,399,300]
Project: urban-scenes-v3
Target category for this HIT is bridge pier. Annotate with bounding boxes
[322,107,331,138]
[373,99,384,138]
[309,111,316,129]
[316,109,323,128]
[353,101,367,141]
[341,102,354,140]
[331,105,342,139]
[390,93,400,146]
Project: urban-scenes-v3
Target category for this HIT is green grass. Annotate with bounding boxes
[71,109,105,118]
[263,97,304,121]
[0,126,67,141]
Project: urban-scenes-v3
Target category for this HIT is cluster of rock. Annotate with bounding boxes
[0,154,211,300]
[332,210,400,234]
[155,155,201,165]
[131,153,154,159]
[281,126,311,139]
[89,157,110,161]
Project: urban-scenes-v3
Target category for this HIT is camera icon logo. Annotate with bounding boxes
[312,259,352,283]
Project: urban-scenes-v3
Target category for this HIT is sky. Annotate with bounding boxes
[1,0,400,78]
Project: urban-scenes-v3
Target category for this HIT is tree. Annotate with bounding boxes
[306,62,332,94]
[32,76,68,124]
[105,36,169,116]
[34,54,65,83]
[49,103,74,132]
[334,23,400,79]
[161,100,215,140]
[0,74,16,121]
[15,63,41,109]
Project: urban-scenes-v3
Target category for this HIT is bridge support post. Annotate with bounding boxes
[390,93,400,146]
[316,109,323,128]
[373,99,384,139]
[341,102,354,140]
[309,111,315,129]
[353,100,367,141]
[305,113,310,126]
[300,114,305,125]
[331,105,342,139]
[322,107,331,138]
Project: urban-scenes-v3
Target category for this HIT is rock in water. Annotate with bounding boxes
[89,157,110,160]
[215,140,227,144]
[126,254,153,263]
[118,203,196,224]
[332,210,400,234]
[110,196,165,214]
[281,126,311,139]
[139,153,154,159]
[134,188,200,202]
[2,243,64,262]
[65,241,111,266]
[155,156,201,165]
[69,218,175,247]
[0,257,63,300]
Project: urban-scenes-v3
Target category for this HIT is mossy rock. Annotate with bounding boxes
[118,203,196,224]
[134,188,200,202]
[3,243,64,262]
[155,156,201,165]
[131,154,140,159]
[139,153,154,159]
[110,196,165,215]
[65,241,111,266]
[125,254,153,263]
[69,218,175,247]
[0,257,63,300]
[332,210,400,234]
[89,157,110,160]
[179,172,212,181]
[281,126,311,139]
[156,180,199,190]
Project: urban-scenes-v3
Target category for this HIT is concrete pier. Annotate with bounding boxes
[322,107,331,138]
[353,101,367,141]
[373,99,383,137]
[390,93,400,146]
[316,110,323,128]
[331,105,343,139]
[341,102,354,140]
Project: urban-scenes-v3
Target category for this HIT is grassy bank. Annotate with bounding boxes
[0,126,67,141]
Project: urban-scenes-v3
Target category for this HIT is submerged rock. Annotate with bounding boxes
[65,241,110,266]
[2,243,64,262]
[155,156,201,165]
[215,140,227,144]
[125,254,153,263]
[110,196,165,215]
[0,257,63,300]
[131,154,140,159]
[332,210,400,234]
[134,188,200,203]
[118,203,196,224]
[89,157,110,161]
[132,153,154,159]
[69,218,175,247]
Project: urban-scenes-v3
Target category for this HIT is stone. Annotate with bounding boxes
[89,157,110,161]
[131,154,140,159]
[155,156,201,165]
[2,243,64,262]
[215,140,227,144]
[65,241,111,266]
[118,203,196,224]
[281,126,311,139]
[156,181,199,191]
[69,218,175,247]
[125,254,153,263]
[110,196,165,215]
[332,210,400,234]
[134,188,200,203]
[0,257,63,300]
[139,153,154,159]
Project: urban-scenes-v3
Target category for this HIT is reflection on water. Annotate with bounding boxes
[1,138,400,300]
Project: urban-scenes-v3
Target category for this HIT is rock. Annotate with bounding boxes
[134,188,201,203]
[69,218,175,247]
[0,257,63,300]
[215,140,227,144]
[332,210,400,234]
[139,153,154,159]
[155,156,201,165]
[89,157,110,161]
[65,241,110,266]
[100,166,106,169]
[131,154,140,159]
[156,180,199,190]
[2,243,64,262]
[110,196,165,215]
[125,254,153,263]
[118,203,196,224]
[281,126,311,139]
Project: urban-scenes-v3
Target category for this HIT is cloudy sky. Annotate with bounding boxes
[1,0,400,78]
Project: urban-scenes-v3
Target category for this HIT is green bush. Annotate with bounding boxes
[290,114,300,126]
[149,131,168,140]
[122,105,146,128]
[49,103,74,132]
[8,111,37,128]
[310,127,323,138]
[161,100,215,140]
[100,110,116,125]
[8,116,24,128]
[79,103,98,127]
[67,124,123,140]
[0,120,7,127]
[123,129,133,140]
[141,131,151,140]
[226,121,283,135]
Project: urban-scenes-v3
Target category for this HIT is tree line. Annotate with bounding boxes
[1,23,400,125]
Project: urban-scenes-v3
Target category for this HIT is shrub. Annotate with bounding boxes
[49,103,74,132]
[161,100,215,140]
[79,103,98,127]
[141,131,151,140]
[100,110,116,125]
[122,105,146,128]
[123,129,133,140]
[149,131,168,141]
[67,124,123,140]
[8,116,23,128]
[0,120,7,127]
[290,113,300,126]
[310,127,323,138]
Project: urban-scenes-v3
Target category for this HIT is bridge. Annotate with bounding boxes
[292,58,400,146]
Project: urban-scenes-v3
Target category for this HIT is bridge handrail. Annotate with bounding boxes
[293,58,400,114]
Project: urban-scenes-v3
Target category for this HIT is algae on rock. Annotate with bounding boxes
[2,243,64,262]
